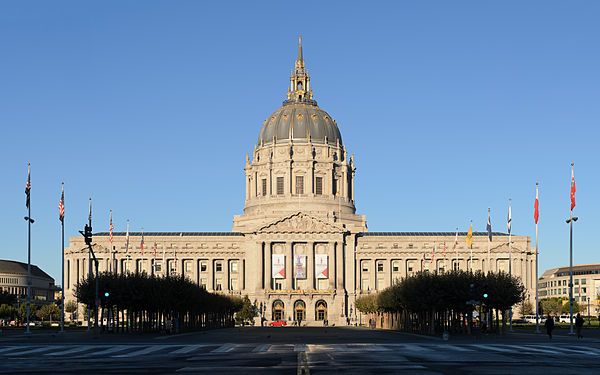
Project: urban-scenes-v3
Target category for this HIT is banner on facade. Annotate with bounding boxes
[294,254,307,279]
[272,254,285,279]
[315,254,328,279]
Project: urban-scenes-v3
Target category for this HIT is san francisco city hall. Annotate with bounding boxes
[65,39,537,326]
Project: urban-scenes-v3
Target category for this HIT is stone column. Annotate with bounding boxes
[208,258,214,292]
[336,240,344,290]
[241,259,246,291]
[225,258,231,291]
[370,259,376,292]
[265,241,271,290]
[286,242,293,290]
[307,242,315,290]
[329,243,335,290]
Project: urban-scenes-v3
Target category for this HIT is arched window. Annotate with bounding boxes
[315,300,327,321]
[294,300,306,322]
[272,300,285,321]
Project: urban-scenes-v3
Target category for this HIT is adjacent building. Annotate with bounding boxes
[0,259,57,305]
[538,263,600,316]
[64,38,536,326]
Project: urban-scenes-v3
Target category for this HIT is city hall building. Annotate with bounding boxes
[64,39,537,326]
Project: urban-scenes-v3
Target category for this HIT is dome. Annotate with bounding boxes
[257,103,342,146]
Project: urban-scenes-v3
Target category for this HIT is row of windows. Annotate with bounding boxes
[0,277,19,285]
[546,278,588,288]
[548,287,588,296]
[557,270,600,277]
[261,176,329,196]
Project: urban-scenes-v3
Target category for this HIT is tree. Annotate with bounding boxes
[37,304,60,323]
[0,304,17,321]
[236,296,256,325]
[520,300,533,316]
[65,301,78,322]
[561,301,580,314]
[18,303,38,322]
[541,298,562,316]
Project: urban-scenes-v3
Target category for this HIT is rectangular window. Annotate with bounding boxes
[575,279,579,285]
[262,179,267,196]
[231,261,238,273]
[377,262,384,272]
[154,262,162,272]
[215,279,223,291]
[216,262,223,272]
[200,278,207,288]
[231,279,238,290]
[274,280,283,290]
[185,261,192,273]
[392,262,399,272]
[333,178,339,195]
[66,260,70,288]
[296,176,304,195]
[315,177,323,195]
[362,263,369,272]
[201,261,207,272]
[361,278,370,291]
[277,177,284,195]
[582,287,587,293]
[582,279,587,285]
[377,278,384,290]
[575,287,579,294]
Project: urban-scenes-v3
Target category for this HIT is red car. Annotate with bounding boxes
[268,320,287,327]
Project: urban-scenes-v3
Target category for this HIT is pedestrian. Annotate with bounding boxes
[575,313,584,339]
[544,314,554,340]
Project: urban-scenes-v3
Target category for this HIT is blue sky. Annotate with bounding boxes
[1,1,598,284]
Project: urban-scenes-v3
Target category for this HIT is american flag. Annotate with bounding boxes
[140,227,144,256]
[59,184,64,223]
[152,242,157,258]
[25,165,31,208]
[452,229,458,254]
[109,211,113,244]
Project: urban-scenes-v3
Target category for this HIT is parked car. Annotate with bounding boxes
[268,320,287,327]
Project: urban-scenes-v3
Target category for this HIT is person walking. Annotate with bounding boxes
[544,314,554,340]
[575,313,584,339]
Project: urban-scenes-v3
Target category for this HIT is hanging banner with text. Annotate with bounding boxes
[294,254,307,279]
[315,254,328,279]
[272,254,285,279]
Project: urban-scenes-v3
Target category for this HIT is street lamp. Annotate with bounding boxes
[566,215,578,335]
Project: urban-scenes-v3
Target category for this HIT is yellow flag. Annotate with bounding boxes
[466,223,473,247]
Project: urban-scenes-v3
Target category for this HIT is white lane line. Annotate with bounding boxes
[331,345,349,352]
[113,345,171,358]
[251,344,271,353]
[46,345,99,356]
[506,345,563,355]
[210,343,236,353]
[294,344,308,352]
[7,346,63,356]
[170,345,206,355]
[436,345,474,352]
[469,344,516,353]
[86,345,131,357]
[550,346,600,356]
[0,346,30,354]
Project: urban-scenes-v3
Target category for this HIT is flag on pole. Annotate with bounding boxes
[125,220,130,255]
[466,223,473,247]
[452,229,458,254]
[109,211,113,245]
[162,244,166,264]
[443,243,447,260]
[534,187,539,224]
[59,185,64,223]
[507,202,512,235]
[88,198,92,223]
[570,166,576,210]
[422,252,426,268]
[174,247,177,270]
[140,226,144,256]
[25,165,31,208]
[487,211,492,242]
[152,242,157,258]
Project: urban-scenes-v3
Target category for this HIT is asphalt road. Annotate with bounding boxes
[1,327,599,374]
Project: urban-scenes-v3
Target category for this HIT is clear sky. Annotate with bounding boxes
[1,1,598,284]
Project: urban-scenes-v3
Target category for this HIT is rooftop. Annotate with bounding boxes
[0,259,54,281]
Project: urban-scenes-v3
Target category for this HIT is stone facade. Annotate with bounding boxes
[64,38,536,326]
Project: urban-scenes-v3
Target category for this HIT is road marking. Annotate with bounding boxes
[469,344,515,353]
[551,346,600,356]
[516,345,568,355]
[0,346,30,354]
[251,344,271,352]
[435,345,474,352]
[294,344,309,352]
[211,343,236,353]
[86,345,130,357]
[169,345,206,355]
[7,346,63,356]
[331,345,349,352]
[297,351,310,375]
[113,345,171,358]
[46,345,99,356]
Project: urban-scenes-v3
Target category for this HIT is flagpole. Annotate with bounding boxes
[567,163,577,335]
[25,163,32,335]
[61,183,65,333]
[487,208,491,273]
[535,182,540,333]
[508,198,513,332]
[469,220,473,273]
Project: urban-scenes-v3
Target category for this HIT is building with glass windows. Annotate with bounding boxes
[538,264,600,316]
[64,38,536,326]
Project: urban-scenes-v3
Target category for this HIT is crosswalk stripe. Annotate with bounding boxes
[113,345,171,358]
[45,346,99,356]
[550,346,600,356]
[8,346,64,356]
[469,344,515,353]
[211,343,236,353]
[435,345,474,352]
[515,345,566,355]
[251,344,271,353]
[169,345,206,355]
[294,344,308,352]
[86,345,130,357]
[0,346,30,354]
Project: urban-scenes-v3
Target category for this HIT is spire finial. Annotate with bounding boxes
[298,35,303,61]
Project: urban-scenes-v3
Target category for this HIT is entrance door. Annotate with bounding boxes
[272,300,284,321]
[294,300,306,322]
[315,300,327,321]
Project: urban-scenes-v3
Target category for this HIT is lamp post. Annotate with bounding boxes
[566,215,578,335]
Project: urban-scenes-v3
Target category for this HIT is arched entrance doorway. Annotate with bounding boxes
[315,300,327,321]
[272,300,285,321]
[294,300,306,323]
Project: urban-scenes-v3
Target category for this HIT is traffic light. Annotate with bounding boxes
[104,292,109,297]
[482,282,489,300]
[84,224,92,245]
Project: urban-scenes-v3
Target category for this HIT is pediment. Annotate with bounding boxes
[256,212,344,234]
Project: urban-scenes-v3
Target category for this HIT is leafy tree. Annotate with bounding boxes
[37,304,60,323]
[18,303,38,322]
[236,296,256,325]
[541,298,563,315]
[65,301,78,321]
[355,294,378,313]
[519,300,533,316]
[0,304,17,321]
[561,300,580,314]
